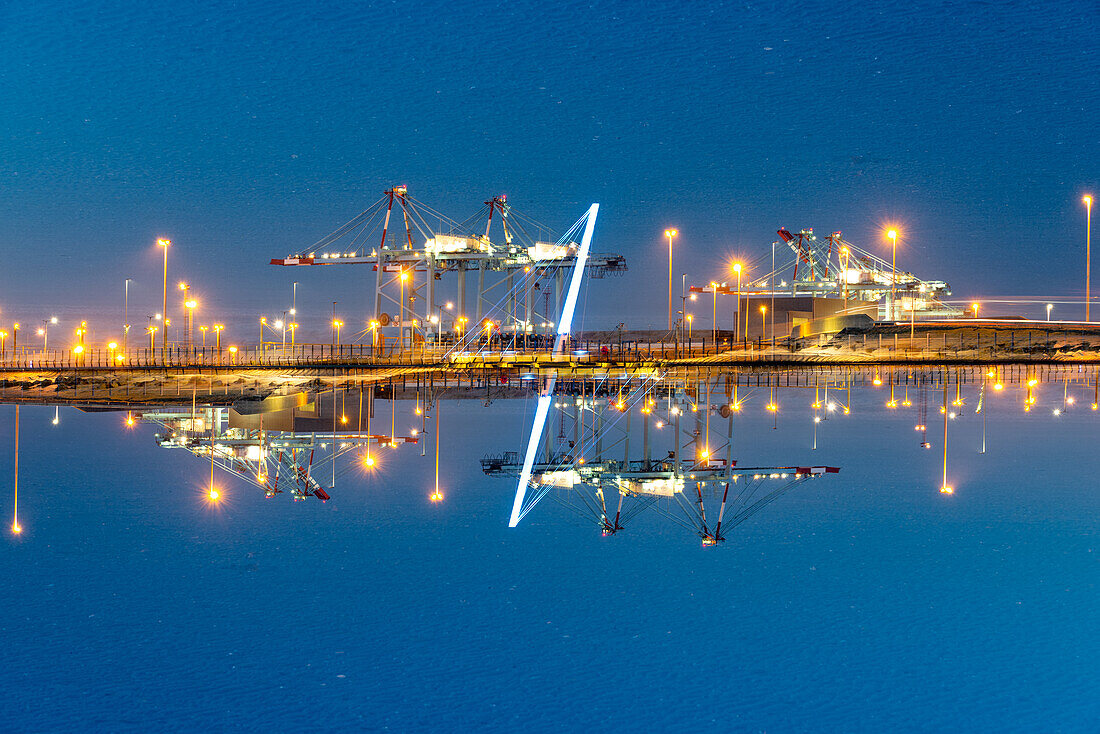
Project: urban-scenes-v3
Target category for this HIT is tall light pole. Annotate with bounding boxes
[399,269,409,349]
[124,278,132,356]
[733,263,742,342]
[1085,195,1093,321]
[214,324,224,351]
[158,238,170,356]
[1046,303,1053,321]
[178,282,191,348]
[184,299,196,349]
[39,316,56,353]
[710,281,718,345]
[291,281,298,317]
[887,229,898,321]
[665,229,677,330]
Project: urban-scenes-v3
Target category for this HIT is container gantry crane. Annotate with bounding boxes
[270,187,627,344]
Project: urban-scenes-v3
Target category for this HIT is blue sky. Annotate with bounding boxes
[1,0,1097,332]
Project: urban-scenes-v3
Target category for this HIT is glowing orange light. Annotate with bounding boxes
[208,488,220,501]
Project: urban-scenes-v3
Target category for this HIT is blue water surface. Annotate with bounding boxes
[1,398,1097,732]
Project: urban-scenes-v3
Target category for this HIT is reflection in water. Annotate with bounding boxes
[5,364,1092,545]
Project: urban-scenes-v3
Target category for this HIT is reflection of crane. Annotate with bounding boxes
[486,380,841,544]
[141,397,418,501]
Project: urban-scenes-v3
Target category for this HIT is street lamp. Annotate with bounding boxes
[179,282,191,346]
[0,330,6,359]
[199,325,208,348]
[665,229,678,330]
[886,228,898,321]
[1046,303,1053,321]
[733,263,743,342]
[368,320,379,352]
[260,317,267,349]
[124,277,132,355]
[332,319,343,347]
[214,324,224,351]
[971,302,980,319]
[148,325,157,352]
[435,302,453,343]
[398,269,410,350]
[710,281,718,345]
[184,298,197,349]
[38,316,57,355]
[760,305,767,344]
[1085,195,1093,322]
[157,239,170,355]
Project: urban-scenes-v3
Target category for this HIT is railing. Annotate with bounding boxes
[0,327,1093,370]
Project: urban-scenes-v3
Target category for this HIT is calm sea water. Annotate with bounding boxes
[1,397,1097,732]
[1,0,1099,729]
